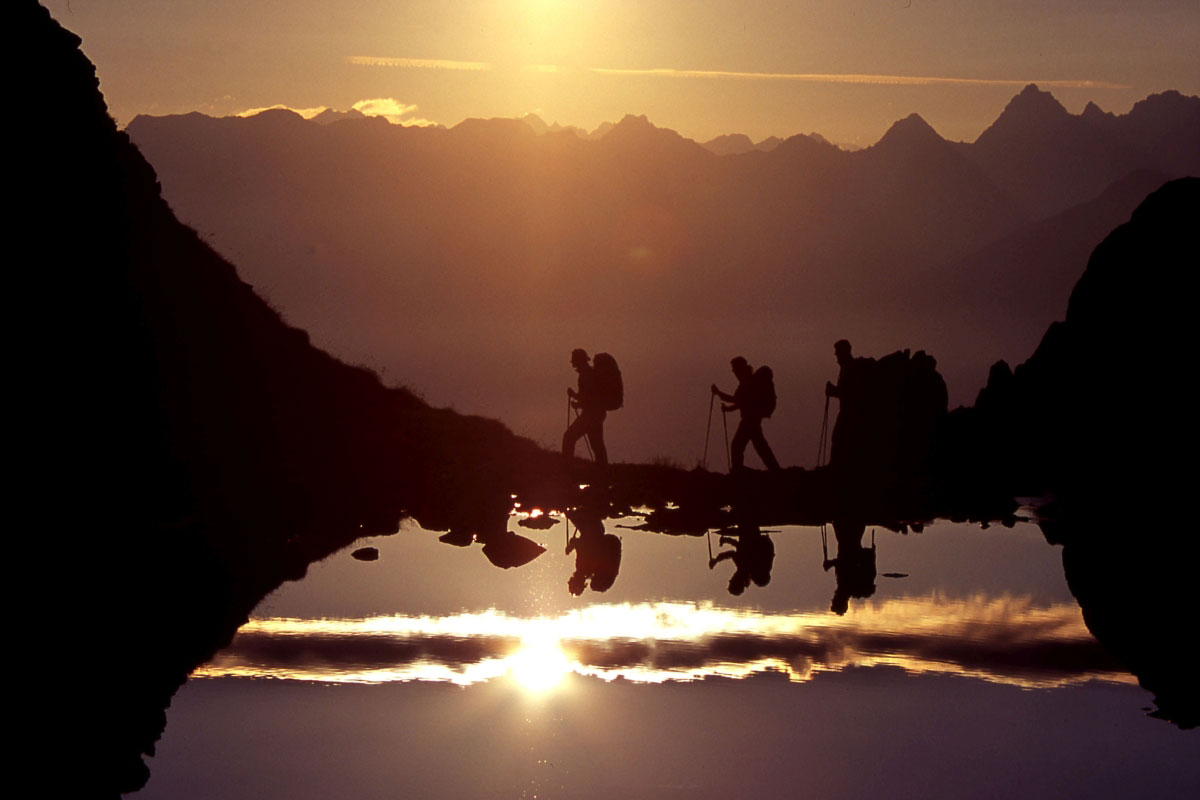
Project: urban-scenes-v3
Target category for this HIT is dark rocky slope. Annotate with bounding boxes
[940,177,1199,727]
[17,3,562,795]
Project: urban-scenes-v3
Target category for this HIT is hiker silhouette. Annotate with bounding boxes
[825,339,947,492]
[712,356,781,472]
[825,340,875,479]
[563,348,609,465]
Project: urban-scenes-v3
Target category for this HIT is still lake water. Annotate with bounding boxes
[135,515,1198,799]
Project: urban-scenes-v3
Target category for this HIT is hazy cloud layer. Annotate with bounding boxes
[235,99,435,127]
[236,104,329,119]
[350,98,437,126]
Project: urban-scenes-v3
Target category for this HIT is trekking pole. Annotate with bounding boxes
[816,395,830,468]
[821,523,828,562]
[702,392,715,469]
[722,407,731,472]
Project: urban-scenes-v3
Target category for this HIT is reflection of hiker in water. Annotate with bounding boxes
[563,348,608,466]
[712,356,781,471]
[822,521,876,615]
[565,506,622,595]
[708,524,775,595]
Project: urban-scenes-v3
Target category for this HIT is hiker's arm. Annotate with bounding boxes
[712,384,735,403]
[708,551,736,569]
[825,380,840,398]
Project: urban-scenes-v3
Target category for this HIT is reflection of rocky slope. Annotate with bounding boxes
[19,4,564,795]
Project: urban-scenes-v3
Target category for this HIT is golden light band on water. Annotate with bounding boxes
[195,595,1133,692]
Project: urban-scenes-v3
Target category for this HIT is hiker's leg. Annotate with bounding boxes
[562,414,588,458]
[586,411,608,466]
[730,419,750,471]
[750,422,781,471]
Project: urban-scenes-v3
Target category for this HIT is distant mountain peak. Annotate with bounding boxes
[615,113,654,131]
[519,112,549,134]
[1081,101,1110,121]
[874,113,945,150]
[311,108,367,125]
[973,84,1072,149]
[1129,89,1200,118]
[248,107,306,123]
[701,133,755,156]
[991,84,1069,128]
[604,113,682,146]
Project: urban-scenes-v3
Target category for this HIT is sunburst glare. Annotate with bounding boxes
[508,634,573,693]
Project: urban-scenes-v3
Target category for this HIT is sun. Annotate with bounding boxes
[508,635,573,693]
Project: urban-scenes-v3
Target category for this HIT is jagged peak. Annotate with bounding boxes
[610,113,656,132]
[449,116,534,138]
[519,112,548,134]
[1128,89,1200,117]
[701,133,755,155]
[973,84,1072,147]
[602,113,687,146]
[996,84,1068,124]
[874,113,946,150]
[311,107,366,125]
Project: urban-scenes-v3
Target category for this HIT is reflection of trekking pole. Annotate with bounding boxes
[816,395,830,468]
[702,392,715,469]
[722,407,731,472]
[821,523,828,561]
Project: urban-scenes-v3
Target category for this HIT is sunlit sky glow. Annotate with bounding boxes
[195,596,1135,693]
[44,1,1200,146]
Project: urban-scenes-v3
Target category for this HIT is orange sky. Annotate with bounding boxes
[47,1,1200,145]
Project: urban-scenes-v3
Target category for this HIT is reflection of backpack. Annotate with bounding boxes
[593,352,623,411]
[753,366,776,418]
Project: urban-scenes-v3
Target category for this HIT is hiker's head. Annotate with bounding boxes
[831,590,850,615]
[834,339,853,366]
[730,356,751,380]
[570,348,590,369]
[567,572,587,595]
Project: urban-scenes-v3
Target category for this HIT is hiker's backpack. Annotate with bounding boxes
[592,352,624,411]
[753,366,777,418]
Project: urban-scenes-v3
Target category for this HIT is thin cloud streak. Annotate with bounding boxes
[345,57,1128,90]
[347,56,493,71]
[589,67,1130,90]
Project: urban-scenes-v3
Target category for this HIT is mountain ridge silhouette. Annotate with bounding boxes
[126,84,1197,464]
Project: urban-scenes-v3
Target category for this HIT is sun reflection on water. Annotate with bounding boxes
[194,596,1133,692]
[508,634,572,693]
